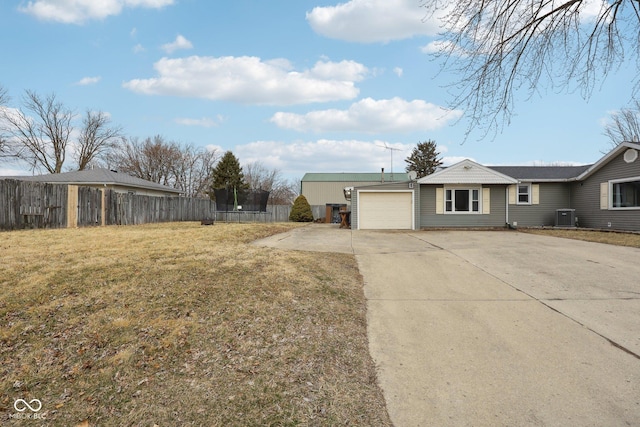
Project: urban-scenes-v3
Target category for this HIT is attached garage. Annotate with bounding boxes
[357,190,415,230]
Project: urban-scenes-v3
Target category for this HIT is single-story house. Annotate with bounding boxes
[301,172,409,223]
[4,168,182,196]
[349,142,640,232]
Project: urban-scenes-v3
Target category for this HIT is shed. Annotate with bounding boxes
[301,172,411,224]
[8,168,182,196]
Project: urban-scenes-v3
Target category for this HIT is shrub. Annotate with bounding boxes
[289,195,314,222]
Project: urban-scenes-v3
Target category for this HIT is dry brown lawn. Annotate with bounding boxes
[1,222,391,426]
[520,228,640,248]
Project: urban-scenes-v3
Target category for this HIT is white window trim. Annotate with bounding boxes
[443,186,482,214]
[609,176,640,210]
[516,183,531,205]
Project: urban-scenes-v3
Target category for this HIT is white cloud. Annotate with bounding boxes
[234,139,414,175]
[161,35,193,54]
[270,97,463,133]
[74,76,101,86]
[174,116,223,128]
[132,43,145,54]
[306,0,443,43]
[19,0,175,24]
[420,39,472,58]
[393,67,403,77]
[0,167,31,177]
[123,56,367,105]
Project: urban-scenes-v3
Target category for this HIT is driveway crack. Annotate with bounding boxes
[412,233,640,361]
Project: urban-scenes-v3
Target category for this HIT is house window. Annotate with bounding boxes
[612,178,640,209]
[445,187,480,213]
[517,184,531,205]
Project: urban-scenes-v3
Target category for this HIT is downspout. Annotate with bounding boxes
[505,185,509,226]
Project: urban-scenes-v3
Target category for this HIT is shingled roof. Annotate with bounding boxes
[488,165,592,181]
[2,168,182,194]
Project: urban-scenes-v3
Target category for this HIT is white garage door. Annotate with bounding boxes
[359,191,413,230]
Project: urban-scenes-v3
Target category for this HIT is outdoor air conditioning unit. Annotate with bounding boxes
[556,209,576,227]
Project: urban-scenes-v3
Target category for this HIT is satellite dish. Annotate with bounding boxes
[343,186,353,201]
[408,171,417,181]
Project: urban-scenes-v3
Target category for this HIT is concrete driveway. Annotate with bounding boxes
[254,225,640,426]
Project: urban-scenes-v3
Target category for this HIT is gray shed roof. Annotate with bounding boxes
[2,168,182,194]
[488,165,592,181]
[302,172,410,182]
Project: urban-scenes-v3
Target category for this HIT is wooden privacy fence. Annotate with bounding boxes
[1,179,331,230]
[105,191,215,225]
[0,179,68,230]
[0,180,216,230]
[213,205,325,223]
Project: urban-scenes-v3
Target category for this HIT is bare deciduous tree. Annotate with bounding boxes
[604,100,640,148]
[0,85,10,158]
[109,135,181,185]
[244,161,297,205]
[0,90,73,173]
[172,144,219,198]
[109,136,218,196]
[75,111,124,170]
[423,0,640,136]
[0,85,8,106]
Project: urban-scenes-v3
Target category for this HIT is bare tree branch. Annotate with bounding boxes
[108,137,218,196]
[0,85,10,158]
[108,136,181,185]
[604,99,640,147]
[423,0,638,137]
[0,90,73,173]
[244,161,297,205]
[75,111,124,170]
[172,144,219,198]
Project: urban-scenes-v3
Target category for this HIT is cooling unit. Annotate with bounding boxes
[555,209,576,227]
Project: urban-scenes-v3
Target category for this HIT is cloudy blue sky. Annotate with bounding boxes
[0,0,635,179]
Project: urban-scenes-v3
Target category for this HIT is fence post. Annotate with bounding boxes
[67,185,79,228]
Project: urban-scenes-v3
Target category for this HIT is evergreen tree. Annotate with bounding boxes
[405,140,442,178]
[211,151,248,190]
[289,195,314,222]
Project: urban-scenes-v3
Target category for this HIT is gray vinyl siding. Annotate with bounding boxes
[571,152,640,231]
[420,185,506,228]
[351,182,418,230]
[509,183,571,227]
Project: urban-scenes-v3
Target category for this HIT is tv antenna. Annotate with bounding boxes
[377,143,403,181]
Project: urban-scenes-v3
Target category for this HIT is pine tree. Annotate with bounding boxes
[211,151,248,190]
[289,195,314,222]
[405,140,443,178]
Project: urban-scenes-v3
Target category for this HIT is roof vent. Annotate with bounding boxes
[624,149,638,163]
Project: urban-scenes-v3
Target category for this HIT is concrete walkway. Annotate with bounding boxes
[254,225,640,426]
